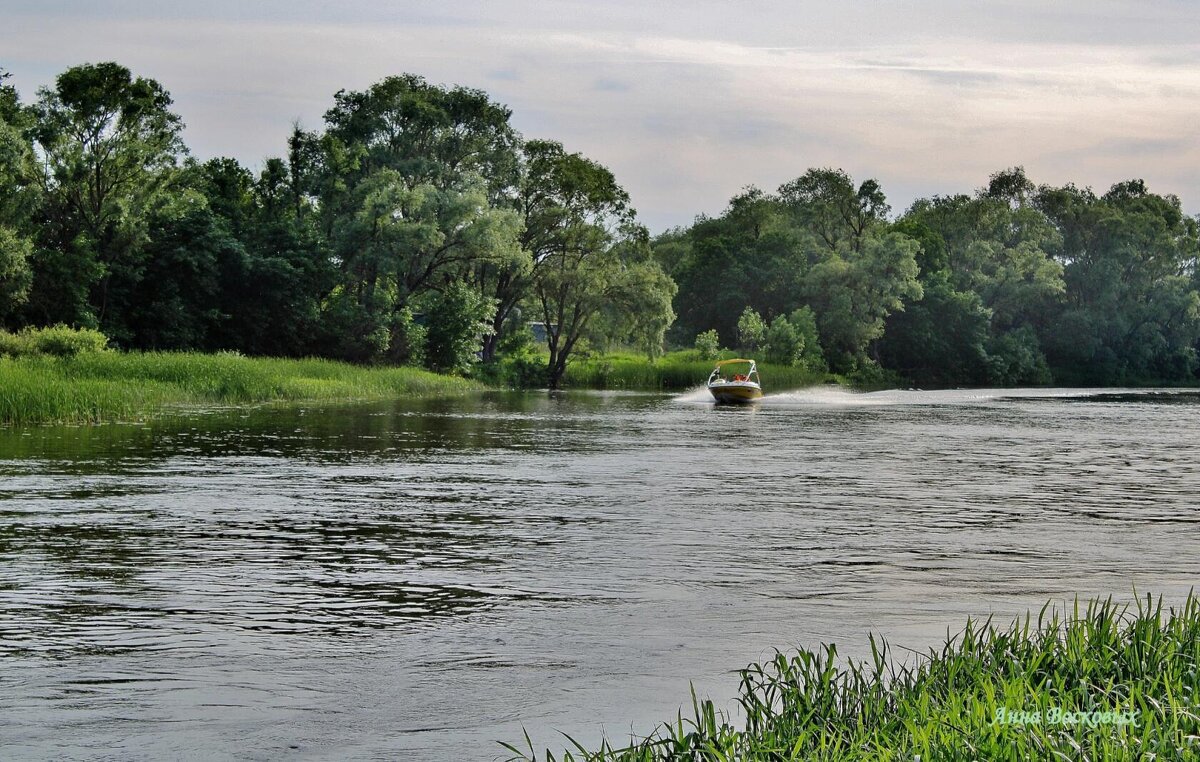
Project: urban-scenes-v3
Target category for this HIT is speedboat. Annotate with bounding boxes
[707,359,763,403]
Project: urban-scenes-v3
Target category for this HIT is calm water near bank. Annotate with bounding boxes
[2,387,1200,760]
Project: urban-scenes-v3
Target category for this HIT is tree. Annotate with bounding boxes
[778,168,890,252]
[331,167,520,342]
[983,166,1035,209]
[694,329,720,360]
[764,315,803,365]
[299,74,526,363]
[736,307,766,351]
[662,187,805,344]
[114,188,242,349]
[802,232,922,369]
[0,69,35,322]
[895,181,1065,382]
[25,62,185,332]
[1036,179,1200,382]
[320,74,520,198]
[422,281,496,374]
[878,272,992,385]
[524,142,675,388]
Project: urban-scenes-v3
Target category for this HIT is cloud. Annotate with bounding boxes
[1,2,1198,230]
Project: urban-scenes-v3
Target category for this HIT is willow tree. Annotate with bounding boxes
[26,62,185,328]
[523,141,675,388]
[299,74,527,362]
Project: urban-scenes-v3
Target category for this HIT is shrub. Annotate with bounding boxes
[764,317,802,366]
[0,325,110,358]
[987,325,1052,385]
[788,306,826,371]
[736,307,765,351]
[23,325,110,357]
[0,330,29,357]
[693,329,721,360]
[422,283,497,375]
[386,307,428,367]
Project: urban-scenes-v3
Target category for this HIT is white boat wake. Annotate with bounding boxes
[674,385,1123,407]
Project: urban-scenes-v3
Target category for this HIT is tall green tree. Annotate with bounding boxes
[1037,179,1200,382]
[801,231,923,369]
[523,142,674,387]
[660,187,804,345]
[225,157,334,357]
[888,168,1064,384]
[0,69,35,323]
[25,62,185,333]
[299,74,526,362]
[778,168,890,253]
[114,185,242,349]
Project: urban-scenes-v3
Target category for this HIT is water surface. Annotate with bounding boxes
[2,387,1199,759]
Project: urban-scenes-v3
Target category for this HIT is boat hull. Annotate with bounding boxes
[708,382,763,404]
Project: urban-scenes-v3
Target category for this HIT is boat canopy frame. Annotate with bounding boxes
[708,358,760,386]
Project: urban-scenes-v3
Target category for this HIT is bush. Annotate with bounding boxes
[386,307,428,367]
[0,330,28,357]
[986,326,1051,386]
[318,293,391,363]
[421,283,497,375]
[0,325,110,358]
[764,317,802,366]
[693,329,721,360]
[787,307,826,370]
[24,325,110,357]
[482,352,548,388]
[736,307,766,351]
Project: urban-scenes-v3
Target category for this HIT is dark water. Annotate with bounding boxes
[2,387,1200,760]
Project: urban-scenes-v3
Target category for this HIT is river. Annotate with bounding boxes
[2,387,1199,760]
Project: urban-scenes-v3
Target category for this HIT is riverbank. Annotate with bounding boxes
[560,351,833,391]
[0,351,481,425]
[510,594,1200,760]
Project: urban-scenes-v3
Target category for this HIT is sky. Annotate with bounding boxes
[3,0,1199,231]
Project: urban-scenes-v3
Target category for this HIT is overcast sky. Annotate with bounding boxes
[3,1,1198,231]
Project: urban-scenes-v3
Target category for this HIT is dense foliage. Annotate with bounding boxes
[660,167,1200,385]
[0,64,673,388]
[2,63,1199,387]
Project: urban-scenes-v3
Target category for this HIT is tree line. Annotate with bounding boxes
[1,62,1198,387]
[0,63,673,388]
[658,167,1200,386]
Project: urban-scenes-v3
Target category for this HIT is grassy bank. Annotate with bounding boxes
[507,595,1200,760]
[0,351,481,425]
[562,351,831,391]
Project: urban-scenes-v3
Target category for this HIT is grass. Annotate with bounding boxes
[505,594,1200,761]
[0,351,481,425]
[562,350,831,391]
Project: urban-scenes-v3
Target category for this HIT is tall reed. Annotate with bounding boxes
[505,594,1200,761]
[0,352,481,425]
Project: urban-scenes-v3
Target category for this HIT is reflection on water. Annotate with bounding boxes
[2,388,1200,759]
